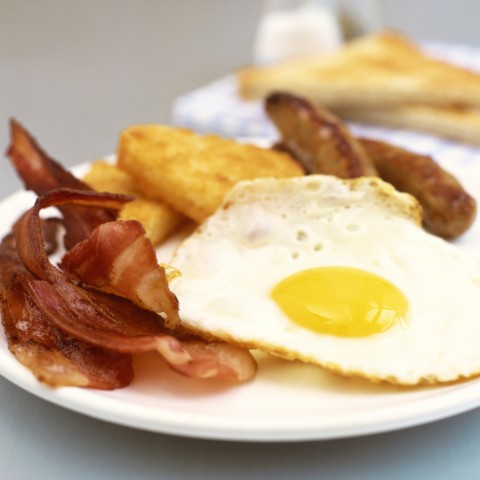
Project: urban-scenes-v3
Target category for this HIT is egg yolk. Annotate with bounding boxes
[271,267,408,337]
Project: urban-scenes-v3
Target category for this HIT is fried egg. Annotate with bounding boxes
[170,175,480,385]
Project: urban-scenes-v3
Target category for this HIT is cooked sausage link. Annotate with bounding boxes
[360,138,477,239]
[266,92,475,239]
[265,92,378,178]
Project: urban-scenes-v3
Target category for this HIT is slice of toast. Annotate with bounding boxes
[237,31,480,109]
[332,104,480,146]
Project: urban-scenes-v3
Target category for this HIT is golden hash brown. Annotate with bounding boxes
[83,161,185,245]
[116,125,305,223]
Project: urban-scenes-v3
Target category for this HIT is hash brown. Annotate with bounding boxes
[116,125,304,223]
[83,161,185,245]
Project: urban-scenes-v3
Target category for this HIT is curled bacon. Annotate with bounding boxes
[14,189,131,281]
[6,119,123,249]
[4,121,256,385]
[176,341,259,381]
[25,281,255,381]
[15,188,180,327]
[60,220,180,326]
[0,232,133,389]
[13,188,256,383]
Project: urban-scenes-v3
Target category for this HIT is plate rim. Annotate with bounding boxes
[2,345,480,442]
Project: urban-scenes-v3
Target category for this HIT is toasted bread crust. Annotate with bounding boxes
[332,104,480,146]
[238,31,480,108]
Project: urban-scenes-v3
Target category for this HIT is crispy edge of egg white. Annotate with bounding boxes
[172,175,478,386]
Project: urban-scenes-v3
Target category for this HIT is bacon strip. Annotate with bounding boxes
[0,233,134,389]
[14,189,184,354]
[25,280,190,361]
[14,189,131,279]
[25,280,255,381]
[5,122,256,384]
[13,188,256,382]
[6,120,124,249]
[15,188,180,327]
[61,219,180,326]
[176,341,258,381]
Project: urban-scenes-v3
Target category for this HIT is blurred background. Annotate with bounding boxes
[2,0,480,195]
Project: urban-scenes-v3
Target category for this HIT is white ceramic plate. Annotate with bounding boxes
[2,153,480,442]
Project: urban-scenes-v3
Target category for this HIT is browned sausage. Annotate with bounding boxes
[267,92,476,238]
[265,92,378,178]
[359,138,476,239]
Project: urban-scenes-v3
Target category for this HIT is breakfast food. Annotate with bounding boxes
[171,175,480,385]
[3,110,480,391]
[360,138,477,239]
[237,31,480,144]
[0,222,134,389]
[1,121,257,388]
[333,104,480,147]
[8,120,117,249]
[266,92,476,238]
[117,124,304,223]
[266,91,377,177]
[84,161,186,245]
[238,30,480,106]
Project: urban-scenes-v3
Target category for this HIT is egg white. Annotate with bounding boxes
[170,175,480,385]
